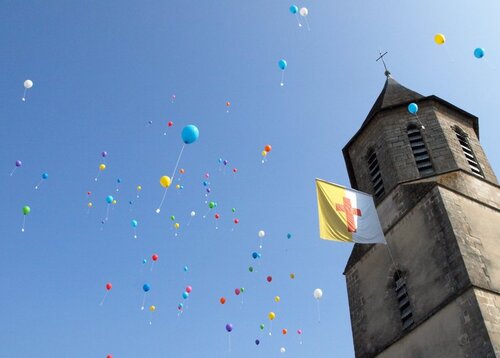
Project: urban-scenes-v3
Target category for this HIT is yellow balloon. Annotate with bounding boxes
[88,202,93,208]
[160,176,171,188]
[175,184,180,190]
[99,164,106,171]
[149,305,156,312]
[290,273,295,279]
[112,199,117,205]
[261,151,267,157]
[274,296,280,303]
[268,312,276,321]
[434,33,445,45]
[137,185,142,191]
[174,223,180,229]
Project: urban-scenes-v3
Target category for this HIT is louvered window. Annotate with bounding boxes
[394,271,414,330]
[367,149,385,198]
[454,127,483,178]
[407,125,434,176]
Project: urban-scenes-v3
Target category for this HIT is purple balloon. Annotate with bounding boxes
[101,151,108,157]
[15,160,22,167]
[206,188,211,193]
[226,323,233,332]
[255,339,260,345]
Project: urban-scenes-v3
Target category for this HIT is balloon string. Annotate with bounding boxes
[414,114,425,130]
[317,300,321,323]
[35,179,43,190]
[295,14,302,27]
[228,334,231,353]
[105,205,110,221]
[150,262,155,272]
[134,228,137,239]
[149,311,153,325]
[21,216,26,232]
[94,170,100,182]
[22,88,27,102]
[202,208,210,219]
[9,168,16,176]
[171,144,185,181]
[156,188,168,213]
[280,71,285,87]
[99,291,108,306]
[304,17,311,31]
[141,293,146,310]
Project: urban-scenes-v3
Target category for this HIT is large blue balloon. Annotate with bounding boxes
[181,125,200,144]
[289,5,298,14]
[474,48,485,59]
[278,59,287,70]
[408,103,419,115]
[106,195,114,204]
[143,283,151,292]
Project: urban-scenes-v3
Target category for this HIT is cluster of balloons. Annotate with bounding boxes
[278,60,287,86]
[261,144,272,163]
[433,33,486,59]
[289,5,309,29]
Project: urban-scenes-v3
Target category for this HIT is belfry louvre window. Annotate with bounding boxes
[367,149,385,198]
[407,125,434,176]
[454,127,484,178]
[394,271,414,330]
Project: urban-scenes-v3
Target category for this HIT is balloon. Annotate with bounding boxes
[168,121,174,127]
[88,202,93,208]
[170,215,176,221]
[22,206,31,215]
[297,329,302,335]
[264,145,272,153]
[280,347,286,353]
[474,47,485,59]
[99,164,106,171]
[179,168,185,174]
[226,323,233,332]
[434,33,445,45]
[186,286,192,293]
[248,266,254,272]
[182,291,189,299]
[190,211,196,217]
[268,312,276,321]
[240,287,245,293]
[116,178,121,184]
[252,252,261,259]
[106,283,112,290]
[287,233,292,239]
[274,296,280,302]
[183,265,189,272]
[181,124,200,144]
[152,254,159,261]
[205,172,210,178]
[278,59,287,70]
[235,288,241,295]
[42,173,49,179]
[112,200,117,205]
[299,7,308,16]
[226,101,231,107]
[289,5,298,14]
[143,284,151,292]
[231,208,236,213]
[255,339,260,345]
[174,223,180,229]
[178,303,183,310]
[137,185,142,191]
[214,213,220,219]
[261,150,267,157]
[313,288,323,299]
[234,219,239,224]
[282,329,288,335]
[223,160,228,166]
[15,160,22,167]
[24,80,33,89]
[267,276,272,283]
[260,324,265,330]
[232,168,238,173]
[107,355,113,358]
[160,176,172,188]
[408,103,418,115]
[106,195,113,204]
[208,201,216,209]
[131,219,138,227]
[101,151,108,158]
[258,230,265,238]
[143,259,147,264]
[290,273,295,279]
[149,305,156,312]
[220,297,226,304]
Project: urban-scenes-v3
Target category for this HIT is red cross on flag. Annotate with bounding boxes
[315,179,386,244]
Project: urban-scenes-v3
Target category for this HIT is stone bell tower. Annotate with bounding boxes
[342,75,500,357]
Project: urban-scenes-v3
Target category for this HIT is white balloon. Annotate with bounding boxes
[280,347,286,353]
[313,288,323,299]
[299,7,308,16]
[190,211,196,217]
[24,80,33,89]
[258,230,265,238]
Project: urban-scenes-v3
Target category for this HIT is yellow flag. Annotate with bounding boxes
[316,179,386,244]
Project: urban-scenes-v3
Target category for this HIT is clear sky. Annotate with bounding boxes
[1,1,499,357]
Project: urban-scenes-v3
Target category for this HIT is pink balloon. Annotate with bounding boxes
[186,286,192,293]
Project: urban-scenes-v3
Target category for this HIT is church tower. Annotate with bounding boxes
[342,75,500,357]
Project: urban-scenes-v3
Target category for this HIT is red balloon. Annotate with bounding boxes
[266,276,272,283]
[234,288,241,295]
[232,168,238,173]
[264,145,272,153]
[234,219,239,224]
[186,285,192,293]
[215,213,220,219]
[87,191,91,196]
[105,283,112,290]
[168,121,173,127]
[152,254,159,261]
[220,297,226,304]
[107,355,113,358]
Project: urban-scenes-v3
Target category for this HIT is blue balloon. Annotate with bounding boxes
[106,195,114,204]
[474,47,485,59]
[255,339,260,345]
[289,5,298,14]
[143,259,147,264]
[117,178,122,183]
[182,291,189,299]
[252,252,261,259]
[181,125,200,144]
[143,283,151,292]
[42,173,49,179]
[129,201,133,205]
[287,233,292,239]
[278,59,287,70]
[203,181,208,186]
[183,265,189,272]
[408,103,419,115]
[131,219,138,228]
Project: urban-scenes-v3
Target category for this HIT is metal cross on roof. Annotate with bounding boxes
[376,51,391,77]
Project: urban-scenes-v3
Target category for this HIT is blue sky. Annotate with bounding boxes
[1,1,499,357]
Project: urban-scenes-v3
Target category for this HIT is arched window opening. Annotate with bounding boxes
[407,124,434,176]
[394,271,414,330]
[367,149,385,198]
[454,127,483,178]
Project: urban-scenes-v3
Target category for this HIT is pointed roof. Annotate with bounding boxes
[362,76,424,127]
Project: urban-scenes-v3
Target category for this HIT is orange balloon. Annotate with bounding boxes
[179,168,185,174]
[226,101,231,107]
[282,329,288,335]
[220,297,226,304]
[264,145,272,153]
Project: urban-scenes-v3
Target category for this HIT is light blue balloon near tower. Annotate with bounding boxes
[474,47,485,59]
[278,59,288,70]
[408,103,419,115]
[181,125,200,144]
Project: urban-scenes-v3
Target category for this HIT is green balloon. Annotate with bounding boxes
[209,201,215,209]
[231,208,236,213]
[170,215,175,221]
[22,206,31,215]
[248,266,254,272]
[260,324,265,330]
[240,287,245,293]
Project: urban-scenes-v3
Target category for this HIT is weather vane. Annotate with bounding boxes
[376,50,391,77]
